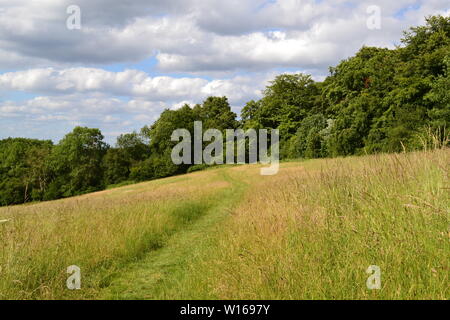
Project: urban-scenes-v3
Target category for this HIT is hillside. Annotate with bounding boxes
[0,149,448,300]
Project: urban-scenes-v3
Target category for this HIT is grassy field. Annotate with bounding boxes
[0,149,448,300]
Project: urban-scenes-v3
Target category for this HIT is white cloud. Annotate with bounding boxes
[0,0,448,142]
[0,0,447,72]
[0,67,268,105]
[0,67,272,142]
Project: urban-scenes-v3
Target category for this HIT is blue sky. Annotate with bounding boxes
[0,0,448,144]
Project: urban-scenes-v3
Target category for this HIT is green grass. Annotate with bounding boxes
[102,170,247,299]
[0,149,448,300]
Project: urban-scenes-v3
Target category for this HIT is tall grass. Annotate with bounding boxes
[0,171,230,299]
[174,149,449,299]
[0,149,448,299]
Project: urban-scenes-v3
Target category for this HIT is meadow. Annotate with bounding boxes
[0,148,448,300]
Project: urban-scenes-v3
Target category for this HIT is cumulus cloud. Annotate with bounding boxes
[0,0,447,71]
[0,0,448,142]
[0,68,272,142]
[0,93,168,142]
[0,67,270,105]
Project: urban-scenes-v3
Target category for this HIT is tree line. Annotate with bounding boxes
[1,16,449,206]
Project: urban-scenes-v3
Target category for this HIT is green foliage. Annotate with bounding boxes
[286,114,331,159]
[102,132,151,185]
[138,97,238,182]
[130,151,180,182]
[425,55,450,132]
[0,138,53,205]
[146,104,195,154]
[242,74,319,138]
[103,148,131,185]
[47,127,108,198]
[245,15,450,157]
[193,96,238,131]
[116,132,150,162]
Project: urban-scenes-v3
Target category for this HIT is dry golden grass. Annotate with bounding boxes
[176,149,449,299]
[0,170,230,299]
[0,149,448,300]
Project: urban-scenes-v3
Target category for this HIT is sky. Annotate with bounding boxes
[0,0,448,144]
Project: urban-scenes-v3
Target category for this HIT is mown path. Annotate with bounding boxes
[100,168,249,299]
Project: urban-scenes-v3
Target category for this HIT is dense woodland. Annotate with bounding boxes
[1,16,449,206]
